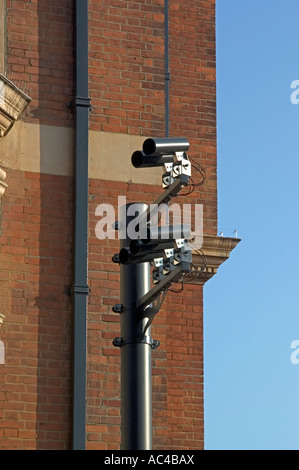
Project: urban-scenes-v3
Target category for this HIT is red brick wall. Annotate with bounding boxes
[6,0,74,128]
[0,0,215,450]
[168,0,217,235]
[89,0,165,136]
[0,175,204,450]
[0,170,73,450]
[88,0,217,235]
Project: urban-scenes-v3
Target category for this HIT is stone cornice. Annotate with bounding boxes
[188,235,241,285]
[0,166,7,198]
[0,73,31,137]
[0,73,31,199]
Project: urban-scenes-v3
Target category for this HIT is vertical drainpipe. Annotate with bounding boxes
[73,0,91,450]
[165,0,170,137]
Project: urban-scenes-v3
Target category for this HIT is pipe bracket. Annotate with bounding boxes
[113,336,160,350]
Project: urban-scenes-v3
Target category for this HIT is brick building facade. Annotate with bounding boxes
[0,0,238,450]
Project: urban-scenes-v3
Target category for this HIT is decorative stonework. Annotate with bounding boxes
[190,235,241,285]
[0,0,5,75]
[0,166,7,198]
[0,73,31,137]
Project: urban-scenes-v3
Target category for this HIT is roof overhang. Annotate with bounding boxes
[189,235,241,285]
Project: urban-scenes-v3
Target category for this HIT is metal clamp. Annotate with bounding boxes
[112,304,124,313]
[112,336,160,350]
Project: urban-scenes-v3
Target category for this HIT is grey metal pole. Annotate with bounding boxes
[119,203,152,450]
[73,0,91,451]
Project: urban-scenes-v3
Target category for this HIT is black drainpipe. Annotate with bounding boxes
[72,0,91,451]
[165,0,170,137]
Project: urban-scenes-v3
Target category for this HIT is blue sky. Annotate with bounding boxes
[204,0,299,450]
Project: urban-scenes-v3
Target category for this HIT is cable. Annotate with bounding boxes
[189,157,206,187]
[180,178,195,196]
[140,287,169,339]
[193,248,208,273]
[181,248,208,284]
[169,281,184,293]
[177,157,206,197]
[182,263,199,283]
